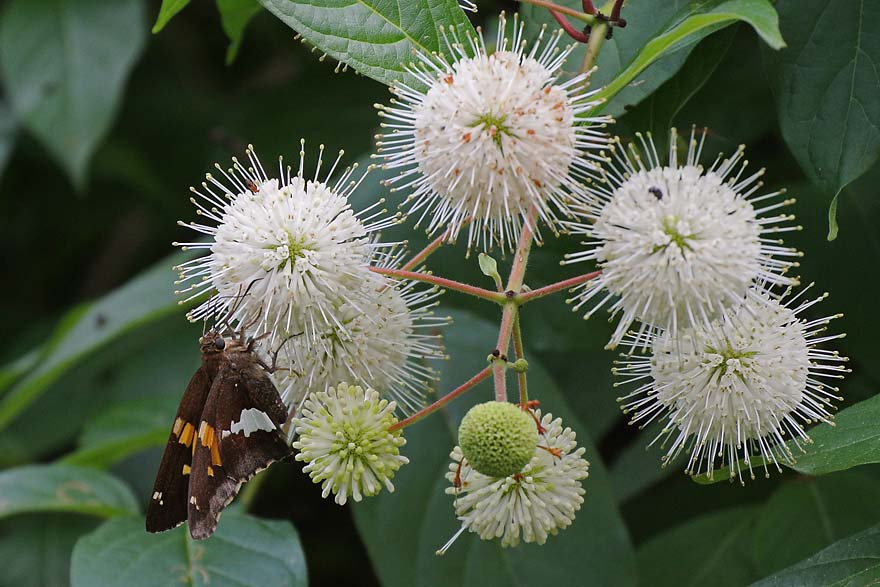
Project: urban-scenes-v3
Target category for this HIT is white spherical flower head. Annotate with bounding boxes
[271,267,448,440]
[377,13,610,251]
[616,286,849,482]
[438,410,590,551]
[175,142,398,340]
[564,129,802,349]
[293,383,408,505]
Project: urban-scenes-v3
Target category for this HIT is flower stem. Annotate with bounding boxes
[512,312,528,405]
[516,271,601,304]
[389,366,493,431]
[518,0,596,23]
[370,267,505,303]
[580,0,623,73]
[493,206,539,401]
[401,221,469,271]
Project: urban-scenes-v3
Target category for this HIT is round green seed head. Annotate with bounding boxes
[458,401,537,477]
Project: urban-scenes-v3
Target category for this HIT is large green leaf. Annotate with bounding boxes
[217,0,262,64]
[752,469,880,576]
[257,0,475,87]
[0,464,138,519]
[619,26,737,139]
[350,309,636,587]
[0,0,147,187]
[762,0,880,236]
[522,0,783,117]
[0,251,190,433]
[637,506,760,586]
[693,394,880,484]
[0,514,98,587]
[62,396,179,469]
[70,515,308,587]
[751,525,880,586]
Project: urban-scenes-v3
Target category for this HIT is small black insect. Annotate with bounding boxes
[146,327,292,540]
[648,187,664,200]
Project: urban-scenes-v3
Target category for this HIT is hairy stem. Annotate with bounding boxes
[516,271,601,304]
[370,267,505,303]
[389,366,493,431]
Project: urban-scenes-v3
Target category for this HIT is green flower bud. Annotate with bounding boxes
[457,401,537,477]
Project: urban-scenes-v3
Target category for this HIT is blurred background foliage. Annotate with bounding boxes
[0,0,879,585]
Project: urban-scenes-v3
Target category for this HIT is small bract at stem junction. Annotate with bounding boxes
[614,285,849,482]
[563,128,802,350]
[376,12,611,252]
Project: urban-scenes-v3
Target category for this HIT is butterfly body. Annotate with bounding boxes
[146,330,292,539]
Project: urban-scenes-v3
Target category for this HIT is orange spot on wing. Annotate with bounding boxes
[178,423,195,447]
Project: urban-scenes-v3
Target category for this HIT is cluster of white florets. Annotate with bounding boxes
[176,142,447,433]
[376,13,610,251]
[173,7,850,554]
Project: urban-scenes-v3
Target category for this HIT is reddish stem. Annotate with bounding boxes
[401,220,470,272]
[518,0,594,21]
[516,271,601,304]
[583,0,597,14]
[550,10,591,43]
[389,366,493,431]
[370,267,505,303]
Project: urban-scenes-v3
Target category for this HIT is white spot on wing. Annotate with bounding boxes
[223,408,275,438]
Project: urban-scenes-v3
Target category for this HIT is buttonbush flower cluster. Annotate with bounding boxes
[171,5,849,553]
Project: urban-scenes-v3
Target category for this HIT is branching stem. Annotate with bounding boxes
[390,366,493,431]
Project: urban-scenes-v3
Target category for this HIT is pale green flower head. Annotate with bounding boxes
[293,383,408,505]
[458,401,537,477]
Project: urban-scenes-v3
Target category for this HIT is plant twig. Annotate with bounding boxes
[389,366,493,431]
[516,271,601,304]
[370,267,505,303]
[512,312,528,405]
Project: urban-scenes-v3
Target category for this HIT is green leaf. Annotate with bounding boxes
[752,469,880,576]
[620,26,737,139]
[521,0,783,117]
[62,397,179,469]
[0,514,98,587]
[70,514,308,587]
[0,464,138,519]
[257,0,475,87]
[350,309,636,587]
[217,0,262,64]
[0,251,192,434]
[637,506,760,586]
[152,0,191,33]
[592,0,784,114]
[788,394,880,476]
[763,0,880,234]
[693,394,880,484]
[0,0,147,188]
[751,524,880,587]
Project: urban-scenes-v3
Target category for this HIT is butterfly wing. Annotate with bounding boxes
[187,359,291,540]
[145,365,212,533]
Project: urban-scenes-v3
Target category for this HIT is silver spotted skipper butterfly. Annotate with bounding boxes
[146,328,292,539]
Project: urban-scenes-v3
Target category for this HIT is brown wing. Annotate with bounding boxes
[187,360,291,540]
[145,365,212,533]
